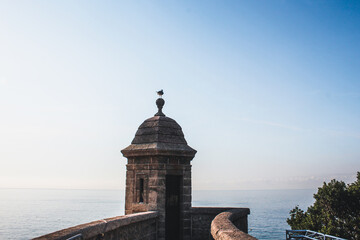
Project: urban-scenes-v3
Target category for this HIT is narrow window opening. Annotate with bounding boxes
[139,178,144,203]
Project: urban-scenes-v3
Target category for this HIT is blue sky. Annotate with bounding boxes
[0,1,359,190]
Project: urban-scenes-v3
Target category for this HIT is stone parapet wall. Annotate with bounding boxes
[191,207,250,240]
[211,209,257,240]
[33,211,158,240]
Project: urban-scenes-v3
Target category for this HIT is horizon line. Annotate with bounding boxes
[0,187,316,191]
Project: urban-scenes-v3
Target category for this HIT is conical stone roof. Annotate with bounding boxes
[121,98,197,158]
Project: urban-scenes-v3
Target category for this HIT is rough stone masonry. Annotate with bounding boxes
[121,96,197,240]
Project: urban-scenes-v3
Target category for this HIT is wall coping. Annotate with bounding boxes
[211,209,257,240]
[33,211,158,240]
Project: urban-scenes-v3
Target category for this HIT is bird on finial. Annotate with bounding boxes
[156,89,164,97]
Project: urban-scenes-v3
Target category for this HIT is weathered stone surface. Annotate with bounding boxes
[211,209,257,240]
[121,116,196,158]
[191,207,251,240]
[33,211,158,240]
[121,104,196,239]
[122,143,196,157]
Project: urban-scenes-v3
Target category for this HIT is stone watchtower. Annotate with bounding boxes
[121,97,196,240]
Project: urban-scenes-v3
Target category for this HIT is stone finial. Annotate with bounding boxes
[155,98,165,116]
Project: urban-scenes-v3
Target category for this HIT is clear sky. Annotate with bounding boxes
[0,0,359,190]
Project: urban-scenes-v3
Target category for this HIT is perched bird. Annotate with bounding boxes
[156,89,164,97]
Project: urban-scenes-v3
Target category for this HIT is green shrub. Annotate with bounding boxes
[287,172,360,239]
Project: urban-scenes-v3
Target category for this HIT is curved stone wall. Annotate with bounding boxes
[191,207,249,240]
[33,211,158,240]
[211,209,257,240]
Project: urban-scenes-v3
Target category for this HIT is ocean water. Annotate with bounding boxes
[0,188,315,240]
[192,190,315,239]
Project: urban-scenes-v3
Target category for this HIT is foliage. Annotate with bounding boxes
[287,172,360,239]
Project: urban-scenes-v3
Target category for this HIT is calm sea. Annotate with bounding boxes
[0,188,315,240]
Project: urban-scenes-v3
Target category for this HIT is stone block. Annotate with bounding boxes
[148,190,158,204]
[126,164,135,170]
[183,186,191,195]
[183,170,191,179]
[149,177,165,187]
[183,178,191,187]
[182,194,192,203]
[168,158,179,165]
